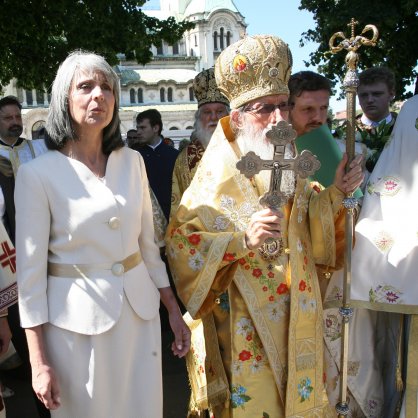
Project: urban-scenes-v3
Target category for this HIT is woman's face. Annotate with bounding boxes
[68,70,115,133]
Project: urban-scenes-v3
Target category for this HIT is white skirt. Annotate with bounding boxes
[45,295,162,418]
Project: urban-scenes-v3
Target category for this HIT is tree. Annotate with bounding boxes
[299,0,418,100]
[0,0,194,91]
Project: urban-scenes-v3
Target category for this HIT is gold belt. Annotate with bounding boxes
[48,251,142,278]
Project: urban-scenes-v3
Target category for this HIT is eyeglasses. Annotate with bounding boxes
[243,102,294,115]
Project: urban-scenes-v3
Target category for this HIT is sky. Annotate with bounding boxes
[142,0,415,112]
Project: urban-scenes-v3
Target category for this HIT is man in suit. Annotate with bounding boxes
[132,109,178,222]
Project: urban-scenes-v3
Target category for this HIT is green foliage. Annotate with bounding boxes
[299,0,418,100]
[0,0,194,91]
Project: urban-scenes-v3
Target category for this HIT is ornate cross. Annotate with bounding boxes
[236,120,320,260]
[236,120,321,211]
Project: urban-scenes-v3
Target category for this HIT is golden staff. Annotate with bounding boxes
[329,18,378,417]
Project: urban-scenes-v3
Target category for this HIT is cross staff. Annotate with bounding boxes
[329,18,379,418]
[236,120,320,260]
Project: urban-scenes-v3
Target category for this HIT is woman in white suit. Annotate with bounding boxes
[15,51,190,418]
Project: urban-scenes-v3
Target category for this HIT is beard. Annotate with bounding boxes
[194,119,216,149]
[235,116,296,198]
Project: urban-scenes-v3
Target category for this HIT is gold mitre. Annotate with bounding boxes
[215,35,293,109]
[193,67,229,108]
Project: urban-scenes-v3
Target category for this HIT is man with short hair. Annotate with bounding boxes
[356,67,397,172]
[166,35,363,417]
[125,128,138,147]
[170,67,229,217]
[288,70,332,137]
[133,109,178,222]
[0,95,49,418]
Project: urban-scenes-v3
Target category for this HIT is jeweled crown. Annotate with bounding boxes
[215,35,293,109]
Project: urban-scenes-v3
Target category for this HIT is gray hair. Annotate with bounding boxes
[46,50,122,154]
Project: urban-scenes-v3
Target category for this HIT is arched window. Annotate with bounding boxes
[172,42,179,55]
[32,120,46,139]
[189,87,194,101]
[213,31,218,50]
[137,88,143,103]
[186,126,193,130]
[169,126,179,130]
[26,90,33,106]
[220,27,224,50]
[157,44,163,55]
[36,90,44,105]
[190,48,194,56]
[160,87,166,102]
[226,31,232,47]
[130,89,136,104]
[194,35,198,47]
[168,87,173,102]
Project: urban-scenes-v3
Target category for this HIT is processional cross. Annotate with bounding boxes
[329,18,379,418]
[236,120,320,260]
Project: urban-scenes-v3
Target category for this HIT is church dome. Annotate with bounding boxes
[184,0,238,16]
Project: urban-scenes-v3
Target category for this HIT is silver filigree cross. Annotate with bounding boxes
[236,120,321,211]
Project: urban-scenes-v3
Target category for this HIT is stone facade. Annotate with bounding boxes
[1,0,247,145]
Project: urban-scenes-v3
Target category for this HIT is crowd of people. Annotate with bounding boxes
[0,30,416,418]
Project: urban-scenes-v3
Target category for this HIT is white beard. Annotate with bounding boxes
[235,119,296,197]
[194,119,216,149]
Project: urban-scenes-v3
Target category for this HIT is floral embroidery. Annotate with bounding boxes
[364,398,382,418]
[299,280,307,291]
[236,317,254,336]
[297,238,303,253]
[325,286,343,302]
[188,252,204,271]
[223,252,236,262]
[296,193,308,224]
[217,292,230,312]
[234,317,267,373]
[239,350,252,361]
[231,384,251,409]
[299,294,316,313]
[231,361,243,376]
[347,361,360,376]
[324,313,341,341]
[373,230,394,254]
[297,377,313,402]
[369,284,403,304]
[213,195,253,231]
[267,299,288,322]
[276,283,288,295]
[367,176,401,197]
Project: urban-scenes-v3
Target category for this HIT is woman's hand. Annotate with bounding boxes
[159,287,191,358]
[32,363,61,410]
[168,310,191,358]
[334,153,364,194]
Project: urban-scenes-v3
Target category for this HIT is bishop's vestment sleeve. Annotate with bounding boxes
[15,163,50,327]
[308,183,346,270]
[166,205,250,319]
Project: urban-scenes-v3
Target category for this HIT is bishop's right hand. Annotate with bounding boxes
[245,208,282,250]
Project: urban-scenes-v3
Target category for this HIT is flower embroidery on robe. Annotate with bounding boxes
[369,285,403,304]
[296,193,308,223]
[231,384,251,409]
[213,194,253,231]
[234,317,267,375]
[367,176,401,197]
[297,377,314,402]
[324,313,341,341]
[364,398,382,418]
[373,230,394,254]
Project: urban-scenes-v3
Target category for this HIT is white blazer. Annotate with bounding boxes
[15,147,169,335]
